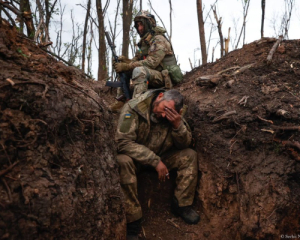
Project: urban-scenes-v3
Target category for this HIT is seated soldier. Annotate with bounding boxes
[110,10,182,112]
[115,89,199,240]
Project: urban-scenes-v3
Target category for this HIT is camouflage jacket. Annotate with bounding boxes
[115,90,192,168]
[130,27,174,71]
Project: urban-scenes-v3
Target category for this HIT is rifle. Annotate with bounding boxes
[105,31,131,100]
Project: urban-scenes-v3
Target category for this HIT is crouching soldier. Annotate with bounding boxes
[110,10,183,112]
[115,89,199,239]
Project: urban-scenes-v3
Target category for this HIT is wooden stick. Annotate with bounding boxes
[257,115,274,124]
[188,58,193,70]
[271,126,300,131]
[216,66,240,75]
[266,35,283,64]
[232,63,255,75]
[0,161,19,177]
[212,110,237,123]
[284,141,300,151]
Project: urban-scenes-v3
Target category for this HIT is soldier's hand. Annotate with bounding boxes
[155,161,169,182]
[114,62,132,73]
[118,55,132,64]
[165,107,182,129]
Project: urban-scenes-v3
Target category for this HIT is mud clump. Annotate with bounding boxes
[0,23,125,239]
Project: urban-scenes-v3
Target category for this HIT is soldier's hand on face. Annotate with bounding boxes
[165,107,182,129]
[155,161,169,182]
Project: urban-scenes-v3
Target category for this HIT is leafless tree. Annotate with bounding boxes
[212,5,224,58]
[108,0,121,79]
[148,0,171,41]
[53,0,67,58]
[0,0,35,38]
[235,0,251,48]
[197,0,207,64]
[96,0,108,81]
[87,19,94,77]
[261,0,265,38]
[67,10,83,66]
[168,0,172,42]
[122,0,134,58]
[82,0,91,72]
[34,0,58,44]
[231,16,239,50]
[140,0,142,11]
[279,0,295,38]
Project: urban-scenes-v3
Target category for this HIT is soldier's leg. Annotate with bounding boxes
[161,148,198,207]
[131,66,164,98]
[116,154,142,223]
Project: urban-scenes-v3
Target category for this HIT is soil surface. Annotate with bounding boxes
[0,22,125,239]
[1,19,300,240]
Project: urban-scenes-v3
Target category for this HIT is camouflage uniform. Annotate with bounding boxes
[127,11,179,98]
[115,90,198,223]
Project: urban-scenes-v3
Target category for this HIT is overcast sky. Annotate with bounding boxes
[57,0,300,78]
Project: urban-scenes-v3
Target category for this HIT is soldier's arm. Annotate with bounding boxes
[115,104,161,168]
[130,35,168,70]
[171,119,192,149]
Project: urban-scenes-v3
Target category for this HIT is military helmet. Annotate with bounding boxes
[134,10,156,37]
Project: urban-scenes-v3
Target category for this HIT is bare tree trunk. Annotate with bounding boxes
[19,0,25,34]
[169,0,173,42]
[122,0,133,58]
[212,6,224,58]
[281,0,295,38]
[87,19,94,77]
[197,0,207,64]
[235,0,250,48]
[96,0,107,81]
[261,0,265,38]
[224,27,230,55]
[140,0,142,11]
[82,0,91,72]
[45,0,58,42]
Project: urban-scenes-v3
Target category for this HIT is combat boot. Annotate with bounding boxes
[127,218,141,240]
[109,100,125,113]
[171,196,200,224]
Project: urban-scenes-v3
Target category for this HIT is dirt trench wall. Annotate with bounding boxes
[0,24,125,239]
[182,40,300,239]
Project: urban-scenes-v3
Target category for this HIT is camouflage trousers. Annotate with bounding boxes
[117,148,198,223]
[131,66,164,98]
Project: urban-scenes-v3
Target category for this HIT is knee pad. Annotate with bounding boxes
[132,67,145,81]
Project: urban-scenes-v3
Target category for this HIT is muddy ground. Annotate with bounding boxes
[0,22,124,239]
[1,20,300,240]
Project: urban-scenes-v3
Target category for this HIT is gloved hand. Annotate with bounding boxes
[113,62,132,73]
[118,55,132,64]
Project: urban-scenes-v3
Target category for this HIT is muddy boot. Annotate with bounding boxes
[171,197,200,224]
[109,100,125,113]
[127,219,141,240]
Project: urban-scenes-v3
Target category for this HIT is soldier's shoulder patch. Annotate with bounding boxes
[149,44,156,52]
[120,113,134,133]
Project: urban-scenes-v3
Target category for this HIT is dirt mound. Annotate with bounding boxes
[179,38,300,239]
[0,23,125,239]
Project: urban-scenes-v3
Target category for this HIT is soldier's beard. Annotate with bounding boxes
[150,113,161,123]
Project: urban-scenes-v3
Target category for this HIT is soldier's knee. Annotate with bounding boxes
[116,154,134,167]
[132,67,145,80]
[184,148,198,169]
